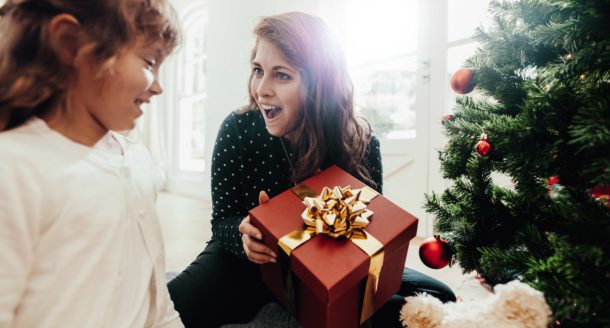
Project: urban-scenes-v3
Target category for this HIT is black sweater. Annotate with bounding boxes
[210,109,383,258]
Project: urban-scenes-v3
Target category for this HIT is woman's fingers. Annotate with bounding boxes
[239,216,261,239]
[239,190,277,265]
[239,216,276,264]
[242,234,276,264]
[244,233,276,256]
[259,190,270,204]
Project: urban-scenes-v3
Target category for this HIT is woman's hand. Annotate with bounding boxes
[239,191,277,264]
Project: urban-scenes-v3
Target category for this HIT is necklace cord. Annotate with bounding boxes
[279,137,296,184]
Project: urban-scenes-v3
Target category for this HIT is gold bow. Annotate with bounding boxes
[301,186,374,239]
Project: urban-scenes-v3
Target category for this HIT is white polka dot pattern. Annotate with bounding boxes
[210,110,383,258]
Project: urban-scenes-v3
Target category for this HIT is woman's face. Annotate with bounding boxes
[250,38,304,138]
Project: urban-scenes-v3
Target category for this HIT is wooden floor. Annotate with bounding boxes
[157,192,486,298]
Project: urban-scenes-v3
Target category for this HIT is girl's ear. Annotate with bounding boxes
[48,14,82,65]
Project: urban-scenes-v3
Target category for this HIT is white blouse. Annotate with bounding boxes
[0,118,182,328]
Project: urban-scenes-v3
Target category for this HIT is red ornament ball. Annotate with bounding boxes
[450,68,475,94]
[591,186,610,206]
[419,236,451,269]
[475,134,491,157]
[476,140,491,156]
[442,114,454,126]
[591,186,610,198]
[547,176,560,190]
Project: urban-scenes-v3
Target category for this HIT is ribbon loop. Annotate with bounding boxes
[301,185,377,239]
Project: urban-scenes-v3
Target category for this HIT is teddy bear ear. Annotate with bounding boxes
[491,280,552,327]
[400,294,444,328]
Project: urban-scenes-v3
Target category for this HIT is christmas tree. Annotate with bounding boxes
[426,0,610,326]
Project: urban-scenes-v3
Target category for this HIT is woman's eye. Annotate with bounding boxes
[276,72,291,80]
[253,67,263,76]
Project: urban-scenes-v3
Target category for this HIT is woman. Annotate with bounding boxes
[168,12,455,328]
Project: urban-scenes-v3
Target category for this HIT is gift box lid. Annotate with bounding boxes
[250,165,418,305]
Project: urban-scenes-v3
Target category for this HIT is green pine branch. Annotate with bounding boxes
[426,0,610,325]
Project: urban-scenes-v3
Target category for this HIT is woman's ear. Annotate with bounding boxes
[47,14,82,65]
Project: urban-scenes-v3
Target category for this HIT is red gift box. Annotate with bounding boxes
[249,166,418,328]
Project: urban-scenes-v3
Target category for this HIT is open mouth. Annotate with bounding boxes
[261,105,283,119]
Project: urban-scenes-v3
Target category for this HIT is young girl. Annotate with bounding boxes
[0,1,182,327]
[168,12,455,328]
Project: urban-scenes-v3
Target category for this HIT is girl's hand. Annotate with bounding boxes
[239,191,277,264]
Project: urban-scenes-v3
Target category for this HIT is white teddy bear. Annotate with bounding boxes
[400,280,552,328]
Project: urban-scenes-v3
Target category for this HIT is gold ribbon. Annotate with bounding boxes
[278,184,384,324]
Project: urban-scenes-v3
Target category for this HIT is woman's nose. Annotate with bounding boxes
[256,76,273,98]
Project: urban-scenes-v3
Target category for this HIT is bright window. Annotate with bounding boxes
[448,0,492,42]
[178,13,208,172]
[343,0,419,140]
[338,0,493,139]
[446,0,492,114]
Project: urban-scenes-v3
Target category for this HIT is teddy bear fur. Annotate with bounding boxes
[400,280,552,328]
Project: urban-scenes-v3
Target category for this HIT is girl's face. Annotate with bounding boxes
[71,39,164,137]
[250,38,304,139]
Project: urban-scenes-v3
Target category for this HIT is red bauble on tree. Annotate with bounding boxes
[442,114,454,126]
[419,235,451,269]
[450,68,475,94]
[591,186,610,206]
[475,134,492,157]
[547,176,560,190]
[548,177,565,200]
[547,176,563,198]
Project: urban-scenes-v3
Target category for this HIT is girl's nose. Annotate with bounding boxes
[150,79,163,95]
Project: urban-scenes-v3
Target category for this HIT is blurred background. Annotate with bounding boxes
[148,0,492,237]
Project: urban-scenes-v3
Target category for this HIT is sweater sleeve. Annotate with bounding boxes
[366,135,383,194]
[210,113,248,258]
